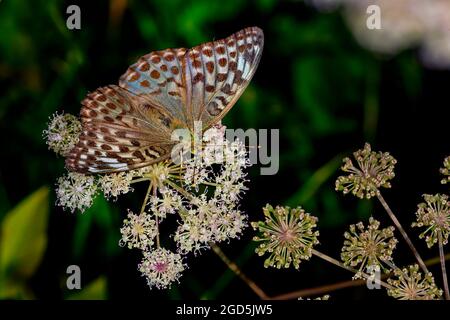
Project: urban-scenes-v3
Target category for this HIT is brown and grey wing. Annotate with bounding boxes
[65,85,175,174]
[183,26,264,129]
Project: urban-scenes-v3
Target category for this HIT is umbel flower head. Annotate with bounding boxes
[441,156,450,185]
[45,113,251,289]
[335,143,397,199]
[119,210,158,250]
[43,112,82,156]
[341,217,397,279]
[412,194,450,248]
[252,205,319,269]
[139,248,185,290]
[56,172,97,213]
[387,264,442,300]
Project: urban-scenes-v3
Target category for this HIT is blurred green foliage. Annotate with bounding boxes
[0,0,448,300]
[0,187,49,299]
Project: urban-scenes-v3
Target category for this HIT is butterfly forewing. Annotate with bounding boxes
[119,48,189,126]
[190,27,264,128]
[119,26,264,130]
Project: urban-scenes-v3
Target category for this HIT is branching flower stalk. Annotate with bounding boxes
[161,172,267,298]
[336,143,428,274]
[45,112,251,289]
[252,205,393,290]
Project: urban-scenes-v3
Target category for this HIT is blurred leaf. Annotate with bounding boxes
[66,276,107,300]
[356,200,373,220]
[256,0,277,12]
[73,196,119,259]
[0,186,49,297]
[398,54,422,99]
[272,15,339,52]
[293,57,335,134]
[93,197,120,257]
[287,154,343,206]
[167,284,182,299]
[363,62,380,142]
[0,182,10,221]
[72,206,94,259]
[321,189,343,227]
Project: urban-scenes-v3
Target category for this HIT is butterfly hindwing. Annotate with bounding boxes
[119,48,189,127]
[66,85,174,173]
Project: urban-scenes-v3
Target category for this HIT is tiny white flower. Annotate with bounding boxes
[43,112,82,156]
[56,172,97,213]
[100,171,135,199]
[139,248,185,289]
[119,210,157,250]
[149,187,183,220]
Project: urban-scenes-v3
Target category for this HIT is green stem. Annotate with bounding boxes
[140,182,152,214]
[153,186,160,248]
[131,177,150,184]
[165,179,193,201]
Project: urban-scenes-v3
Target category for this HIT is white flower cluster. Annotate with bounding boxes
[309,0,450,69]
[123,125,250,288]
[171,127,250,254]
[56,172,97,213]
[139,248,185,289]
[55,169,143,212]
[119,210,158,250]
[174,194,247,254]
[45,113,251,290]
[43,112,82,156]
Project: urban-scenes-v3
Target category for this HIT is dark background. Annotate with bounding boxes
[0,0,448,300]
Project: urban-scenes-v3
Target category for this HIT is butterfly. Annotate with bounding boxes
[65,26,264,174]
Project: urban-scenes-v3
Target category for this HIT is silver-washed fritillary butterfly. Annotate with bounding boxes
[65,26,264,173]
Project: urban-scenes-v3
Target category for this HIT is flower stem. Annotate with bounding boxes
[130,177,150,184]
[376,192,429,274]
[311,249,392,290]
[438,232,450,300]
[166,179,193,200]
[210,243,269,300]
[140,182,152,214]
[153,186,160,248]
